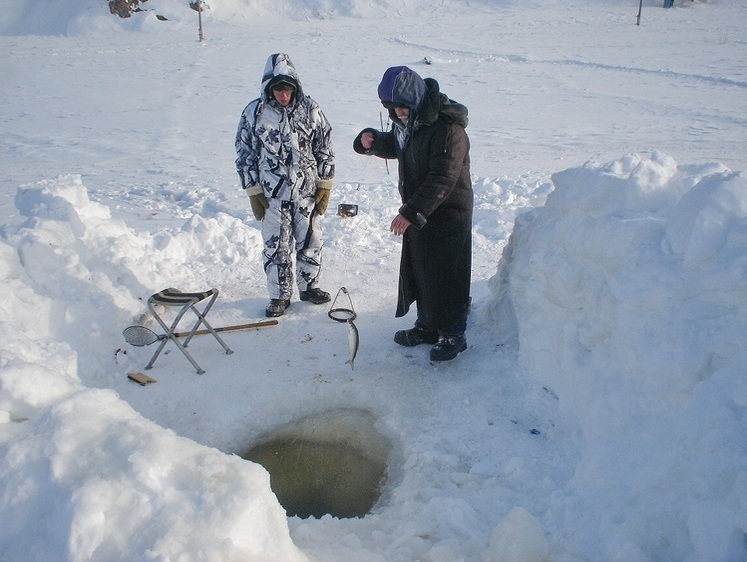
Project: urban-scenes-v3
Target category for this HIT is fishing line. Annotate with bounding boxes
[380,111,391,174]
[329,287,359,370]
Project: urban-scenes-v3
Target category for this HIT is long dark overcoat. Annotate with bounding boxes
[354,77,473,334]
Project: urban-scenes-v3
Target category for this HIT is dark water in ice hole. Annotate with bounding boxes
[240,409,392,519]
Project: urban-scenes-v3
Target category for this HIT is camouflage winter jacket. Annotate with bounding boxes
[235,53,334,201]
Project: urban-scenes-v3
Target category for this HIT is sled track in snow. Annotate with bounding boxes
[393,38,747,90]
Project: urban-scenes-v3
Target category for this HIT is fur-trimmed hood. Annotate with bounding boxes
[418,78,469,128]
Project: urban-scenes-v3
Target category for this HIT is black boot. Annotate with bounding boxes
[299,288,331,304]
[394,326,439,347]
[265,299,290,317]
[430,335,467,361]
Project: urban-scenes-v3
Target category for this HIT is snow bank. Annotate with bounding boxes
[494,152,747,560]
[0,388,306,561]
[0,176,304,561]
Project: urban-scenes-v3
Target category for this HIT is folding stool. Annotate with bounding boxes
[145,287,233,374]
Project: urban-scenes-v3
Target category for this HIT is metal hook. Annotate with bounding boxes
[328,286,357,322]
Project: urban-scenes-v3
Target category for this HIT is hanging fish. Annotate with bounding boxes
[346,319,359,370]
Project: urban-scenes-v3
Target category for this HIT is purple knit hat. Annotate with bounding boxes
[377,66,427,110]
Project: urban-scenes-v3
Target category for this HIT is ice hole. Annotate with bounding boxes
[240,408,392,519]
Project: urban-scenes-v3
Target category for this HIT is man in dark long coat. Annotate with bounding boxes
[354,65,473,361]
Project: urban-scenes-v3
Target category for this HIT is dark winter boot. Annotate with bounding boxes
[394,326,439,347]
[265,298,290,317]
[299,288,331,304]
[429,335,467,362]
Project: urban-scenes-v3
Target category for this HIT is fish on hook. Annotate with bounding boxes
[346,319,359,370]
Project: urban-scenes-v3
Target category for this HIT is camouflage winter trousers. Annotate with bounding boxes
[261,198,324,300]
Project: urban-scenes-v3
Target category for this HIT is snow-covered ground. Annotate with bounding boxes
[1,0,746,560]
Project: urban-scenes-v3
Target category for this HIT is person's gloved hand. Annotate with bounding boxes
[315,179,332,215]
[246,185,269,221]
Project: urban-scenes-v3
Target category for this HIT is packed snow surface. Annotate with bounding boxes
[1,0,746,560]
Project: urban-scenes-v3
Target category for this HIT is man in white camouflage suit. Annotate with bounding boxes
[236,53,335,317]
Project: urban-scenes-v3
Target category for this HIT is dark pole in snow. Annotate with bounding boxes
[637,0,643,25]
[197,0,204,42]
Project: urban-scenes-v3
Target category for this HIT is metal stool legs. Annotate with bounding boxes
[145,288,233,374]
